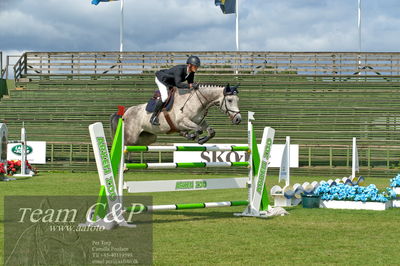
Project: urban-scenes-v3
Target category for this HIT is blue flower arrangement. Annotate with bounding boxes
[314,182,395,203]
[390,173,400,187]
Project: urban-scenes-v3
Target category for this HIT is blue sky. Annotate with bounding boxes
[1,0,399,66]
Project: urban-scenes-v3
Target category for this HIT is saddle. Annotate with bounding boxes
[145,87,176,113]
[146,87,192,133]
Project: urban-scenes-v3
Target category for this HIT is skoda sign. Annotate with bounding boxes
[173,143,299,168]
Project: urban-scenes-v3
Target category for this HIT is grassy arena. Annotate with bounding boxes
[1,172,400,265]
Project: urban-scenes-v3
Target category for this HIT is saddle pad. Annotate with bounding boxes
[145,88,175,112]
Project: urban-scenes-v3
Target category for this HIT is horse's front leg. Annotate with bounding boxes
[180,131,197,141]
[197,121,216,145]
[179,118,205,142]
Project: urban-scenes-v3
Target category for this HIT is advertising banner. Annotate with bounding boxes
[7,141,46,164]
[173,143,299,168]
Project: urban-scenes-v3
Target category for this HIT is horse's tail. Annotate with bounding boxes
[110,106,125,140]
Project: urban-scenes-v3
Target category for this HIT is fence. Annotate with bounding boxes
[13,51,400,80]
[2,54,21,79]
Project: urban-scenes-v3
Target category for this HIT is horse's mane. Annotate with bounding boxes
[198,83,225,89]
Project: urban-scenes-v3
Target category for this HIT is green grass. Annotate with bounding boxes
[1,172,400,265]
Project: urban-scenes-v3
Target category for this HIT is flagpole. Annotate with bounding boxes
[235,0,239,74]
[120,0,124,52]
[357,0,361,72]
[236,0,239,51]
[358,0,361,53]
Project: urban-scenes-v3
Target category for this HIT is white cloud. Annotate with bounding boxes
[0,0,399,54]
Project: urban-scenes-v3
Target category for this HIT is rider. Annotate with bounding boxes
[150,55,201,125]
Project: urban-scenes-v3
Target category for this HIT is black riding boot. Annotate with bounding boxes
[150,99,163,125]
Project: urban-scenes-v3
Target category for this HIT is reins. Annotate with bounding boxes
[180,86,211,113]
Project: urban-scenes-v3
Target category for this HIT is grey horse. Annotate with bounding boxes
[110,84,241,146]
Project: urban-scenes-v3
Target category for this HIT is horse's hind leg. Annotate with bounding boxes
[137,132,157,146]
[125,132,156,169]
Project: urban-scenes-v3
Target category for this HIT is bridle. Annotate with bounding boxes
[219,93,241,121]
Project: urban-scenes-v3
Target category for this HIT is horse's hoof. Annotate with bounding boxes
[208,128,216,138]
[198,136,209,145]
[185,133,196,140]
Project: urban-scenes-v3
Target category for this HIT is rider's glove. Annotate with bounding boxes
[192,82,200,90]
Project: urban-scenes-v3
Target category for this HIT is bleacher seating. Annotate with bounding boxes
[1,51,400,176]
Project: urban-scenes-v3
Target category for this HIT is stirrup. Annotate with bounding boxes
[150,116,160,126]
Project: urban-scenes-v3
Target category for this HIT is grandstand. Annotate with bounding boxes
[1,51,400,177]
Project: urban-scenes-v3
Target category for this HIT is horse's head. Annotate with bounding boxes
[219,84,241,125]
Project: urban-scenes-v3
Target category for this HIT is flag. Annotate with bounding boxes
[92,0,119,5]
[248,111,255,121]
[215,0,236,14]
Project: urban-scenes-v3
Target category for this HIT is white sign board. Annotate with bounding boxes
[173,143,299,168]
[7,141,46,164]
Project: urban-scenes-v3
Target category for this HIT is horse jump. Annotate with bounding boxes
[83,111,288,229]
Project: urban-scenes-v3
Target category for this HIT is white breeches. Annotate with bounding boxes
[155,77,169,102]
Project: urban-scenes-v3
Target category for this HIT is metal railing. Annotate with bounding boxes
[13,51,400,80]
[1,55,21,79]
